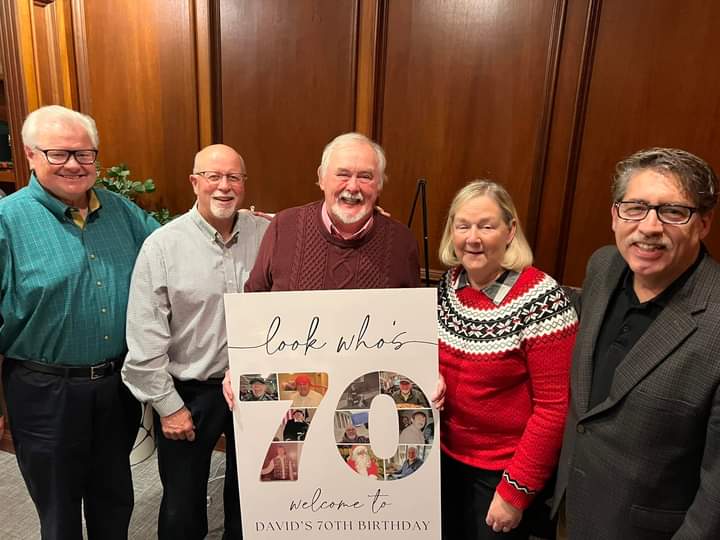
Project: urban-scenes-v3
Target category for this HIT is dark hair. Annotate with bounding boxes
[613,148,718,214]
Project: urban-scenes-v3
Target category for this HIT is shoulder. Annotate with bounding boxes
[689,254,720,306]
[375,212,414,240]
[93,187,137,211]
[0,188,36,219]
[235,210,271,236]
[142,211,192,245]
[94,188,159,228]
[699,253,720,281]
[587,245,621,272]
[514,266,563,297]
[274,201,320,221]
[514,267,578,321]
[265,202,320,234]
[436,267,459,300]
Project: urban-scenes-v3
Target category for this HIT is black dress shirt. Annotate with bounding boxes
[588,248,705,409]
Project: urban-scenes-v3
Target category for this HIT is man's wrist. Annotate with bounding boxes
[154,391,185,418]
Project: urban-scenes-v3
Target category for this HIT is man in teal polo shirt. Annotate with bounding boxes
[0,105,158,539]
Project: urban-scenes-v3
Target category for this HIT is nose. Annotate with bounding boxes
[467,225,482,242]
[62,154,83,169]
[638,208,664,235]
[216,176,233,191]
[344,175,359,191]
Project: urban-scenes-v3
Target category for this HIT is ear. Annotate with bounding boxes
[506,219,517,247]
[24,145,34,162]
[317,166,325,191]
[610,203,619,233]
[698,209,714,240]
[189,174,199,196]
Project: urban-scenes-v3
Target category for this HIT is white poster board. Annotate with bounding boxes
[225,288,440,540]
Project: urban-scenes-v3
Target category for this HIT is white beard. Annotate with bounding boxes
[210,199,238,219]
[330,203,370,225]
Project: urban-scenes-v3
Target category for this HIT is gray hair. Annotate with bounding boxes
[438,180,534,271]
[22,105,99,148]
[318,132,387,187]
[613,147,718,214]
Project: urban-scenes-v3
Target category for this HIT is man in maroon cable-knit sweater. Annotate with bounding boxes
[243,132,420,292]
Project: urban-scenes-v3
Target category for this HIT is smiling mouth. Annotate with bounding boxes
[633,242,665,251]
[339,197,363,206]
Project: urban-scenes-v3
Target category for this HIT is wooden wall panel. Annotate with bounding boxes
[218,0,358,212]
[78,0,200,214]
[560,0,720,286]
[31,0,77,108]
[533,0,591,277]
[0,0,31,188]
[377,0,561,276]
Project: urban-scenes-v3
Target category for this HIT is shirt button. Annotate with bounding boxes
[96,281,102,287]
[103,335,110,341]
[100,307,107,314]
[621,325,629,333]
[576,424,585,434]
[89,254,96,260]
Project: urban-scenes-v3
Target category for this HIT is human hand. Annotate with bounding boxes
[486,491,523,533]
[222,369,235,411]
[431,373,446,410]
[160,406,195,441]
[0,415,5,440]
[248,206,274,221]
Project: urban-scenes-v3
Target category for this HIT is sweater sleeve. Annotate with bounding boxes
[495,282,578,510]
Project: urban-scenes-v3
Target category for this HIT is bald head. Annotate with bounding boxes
[193,144,245,173]
[190,144,247,231]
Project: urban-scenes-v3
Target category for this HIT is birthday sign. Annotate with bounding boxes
[225,288,440,539]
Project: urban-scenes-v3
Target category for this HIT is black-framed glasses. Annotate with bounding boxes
[614,201,697,225]
[194,171,247,184]
[35,148,98,165]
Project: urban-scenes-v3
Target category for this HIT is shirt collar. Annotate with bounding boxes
[27,174,101,223]
[69,190,101,228]
[452,267,520,305]
[320,202,374,240]
[189,204,240,245]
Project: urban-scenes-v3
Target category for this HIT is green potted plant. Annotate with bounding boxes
[94,163,174,224]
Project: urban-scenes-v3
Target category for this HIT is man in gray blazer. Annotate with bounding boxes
[554,147,720,539]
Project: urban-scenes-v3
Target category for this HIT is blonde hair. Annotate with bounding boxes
[438,180,533,271]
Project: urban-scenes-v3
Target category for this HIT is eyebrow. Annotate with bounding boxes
[335,167,374,175]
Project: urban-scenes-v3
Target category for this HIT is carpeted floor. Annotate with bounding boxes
[0,449,228,539]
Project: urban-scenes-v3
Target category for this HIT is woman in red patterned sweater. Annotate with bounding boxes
[438,181,577,539]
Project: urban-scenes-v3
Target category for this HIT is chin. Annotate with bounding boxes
[331,205,372,225]
[211,206,239,219]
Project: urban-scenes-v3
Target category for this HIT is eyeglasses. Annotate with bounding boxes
[36,148,98,165]
[614,201,697,225]
[195,171,247,184]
